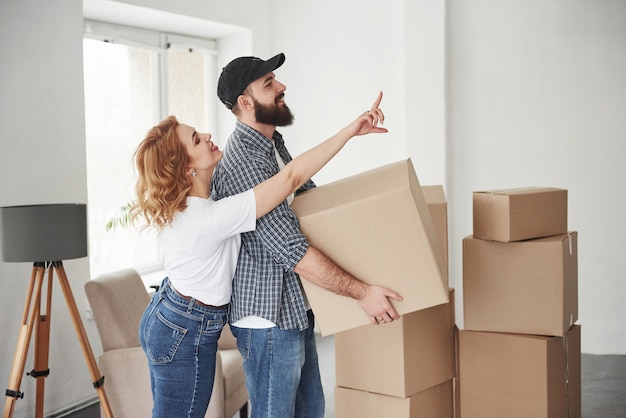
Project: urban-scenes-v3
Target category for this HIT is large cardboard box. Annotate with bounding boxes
[335,380,454,418]
[291,159,448,336]
[463,232,578,336]
[473,187,567,242]
[335,289,455,397]
[422,185,449,283]
[458,326,581,418]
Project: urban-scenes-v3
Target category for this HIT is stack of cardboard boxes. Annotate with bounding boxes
[291,160,582,416]
[459,188,581,417]
[291,160,456,417]
[333,185,455,418]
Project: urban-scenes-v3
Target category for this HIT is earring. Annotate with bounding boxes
[191,169,197,177]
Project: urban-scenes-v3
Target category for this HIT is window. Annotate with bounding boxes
[83,21,217,278]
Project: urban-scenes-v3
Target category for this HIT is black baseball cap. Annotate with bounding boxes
[217,53,286,109]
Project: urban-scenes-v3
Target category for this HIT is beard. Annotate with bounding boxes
[253,94,294,127]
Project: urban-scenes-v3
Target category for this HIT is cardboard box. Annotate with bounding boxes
[336,380,454,418]
[335,289,455,397]
[423,185,449,283]
[463,232,578,336]
[291,159,448,336]
[473,187,567,242]
[458,326,581,418]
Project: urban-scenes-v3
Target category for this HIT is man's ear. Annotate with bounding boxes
[237,93,253,110]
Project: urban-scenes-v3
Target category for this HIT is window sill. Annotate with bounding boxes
[139,269,165,290]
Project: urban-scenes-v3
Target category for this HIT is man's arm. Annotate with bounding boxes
[293,246,403,325]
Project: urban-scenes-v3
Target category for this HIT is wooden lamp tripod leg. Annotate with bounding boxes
[3,265,46,418]
[31,266,54,418]
[53,262,113,418]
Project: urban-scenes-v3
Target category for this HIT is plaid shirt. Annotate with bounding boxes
[211,121,316,330]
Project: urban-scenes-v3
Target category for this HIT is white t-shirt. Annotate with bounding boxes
[160,190,256,306]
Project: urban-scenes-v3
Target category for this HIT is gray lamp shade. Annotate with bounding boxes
[0,204,87,263]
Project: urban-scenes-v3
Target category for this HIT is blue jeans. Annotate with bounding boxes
[139,278,228,418]
[231,310,324,418]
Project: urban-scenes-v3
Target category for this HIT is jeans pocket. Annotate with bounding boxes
[145,310,188,364]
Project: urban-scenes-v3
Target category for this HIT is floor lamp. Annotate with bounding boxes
[1,204,113,418]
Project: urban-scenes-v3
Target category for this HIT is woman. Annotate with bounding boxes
[132,93,386,418]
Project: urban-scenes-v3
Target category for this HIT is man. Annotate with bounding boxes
[212,52,402,418]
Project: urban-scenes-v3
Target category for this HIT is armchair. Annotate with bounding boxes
[84,268,248,417]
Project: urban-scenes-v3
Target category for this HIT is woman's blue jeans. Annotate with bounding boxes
[139,278,228,418]
[231,310,325,418]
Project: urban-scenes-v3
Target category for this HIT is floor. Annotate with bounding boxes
[63,334,626,418]
[581,353,626,417]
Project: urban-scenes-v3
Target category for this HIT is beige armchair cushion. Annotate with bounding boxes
[85,269,150,351]
[99,347,152,418]
[219,340,249,417]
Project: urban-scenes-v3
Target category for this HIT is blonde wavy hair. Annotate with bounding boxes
[130,116,193,230]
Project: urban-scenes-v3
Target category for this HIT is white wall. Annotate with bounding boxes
[266,1,408,183]
[448,0,626,354]
[269,1,447,187]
